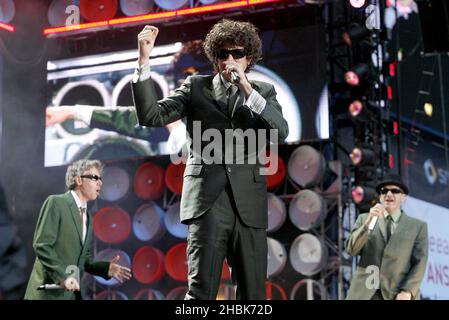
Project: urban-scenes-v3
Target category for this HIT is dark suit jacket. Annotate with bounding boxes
[345,211,428,300]
[132,74,289,228]
[24,192,110,300]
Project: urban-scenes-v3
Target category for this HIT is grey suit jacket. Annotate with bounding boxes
[345,211,428,300]
[132,74,289,228]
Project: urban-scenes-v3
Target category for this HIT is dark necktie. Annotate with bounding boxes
[385,215,393,242]
[227,86,239,117]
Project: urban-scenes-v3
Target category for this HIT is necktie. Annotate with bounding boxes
[385,215,393,242]
[227,85,239,117]
[80,207,87,243]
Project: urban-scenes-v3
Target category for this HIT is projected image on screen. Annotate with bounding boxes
[44,25,328,167]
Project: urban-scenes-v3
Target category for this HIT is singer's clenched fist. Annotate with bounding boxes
[364,203,385,230]
[138,25,159,66]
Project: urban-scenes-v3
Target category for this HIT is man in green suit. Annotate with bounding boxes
[346,174,428,300]
[132,19,289,299]
[24,159,132,300]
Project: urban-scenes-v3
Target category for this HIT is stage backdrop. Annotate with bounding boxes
[44,24,329,167]
[403,197,449,300]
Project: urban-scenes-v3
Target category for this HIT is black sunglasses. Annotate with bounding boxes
[380,187,403,195]
[217,48,246,60]
[81,174,102,182]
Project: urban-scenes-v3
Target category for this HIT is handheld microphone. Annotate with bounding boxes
[367,202,385,232]
[230,71,240,84]
[37,284,63,290]
[367,216,378,232]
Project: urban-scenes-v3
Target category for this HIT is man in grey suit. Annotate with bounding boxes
[346,174,428,300]
[132,19,289,299]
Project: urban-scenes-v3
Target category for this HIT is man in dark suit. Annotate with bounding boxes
[346,174,428,300]
[132,19,289,299]
[24,159,132,299]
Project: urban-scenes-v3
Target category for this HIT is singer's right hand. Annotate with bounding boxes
[364,203,385,229]
[138,25,159,66]
[61,276,80,292]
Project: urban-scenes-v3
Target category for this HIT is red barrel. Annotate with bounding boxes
[93,206,131,244]
[133,162,166,200]
[80,0,118,22]
[132,246,165,284]
[165,162,185,195]
[265,281,287,300]
[265,151,286,190]
[165,242,188,282]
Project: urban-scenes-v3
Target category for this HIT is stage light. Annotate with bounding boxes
[289,190,327,231]
[155,0,189,10]
[289,233,328,276]
[424,102,433,117]
[349,0,366,8]
[120,0,154,16]
[351,185,377,205]
[349,100,363,117]
[0,0,15,23]
[348,99,377,121]
[393,121,399,135]
[345,63,370,86]
[343,23,369,46]
[389,154,395,169]
[350,147,375,166]
[199,0,222,4]
[287,145,338,190]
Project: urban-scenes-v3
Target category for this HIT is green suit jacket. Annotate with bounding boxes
[90,106,168,146]
[132,74,289,228]
[345,211,428,300]
[24,192,110,300]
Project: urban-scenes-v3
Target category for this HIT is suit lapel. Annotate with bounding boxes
[65,192,84,244]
